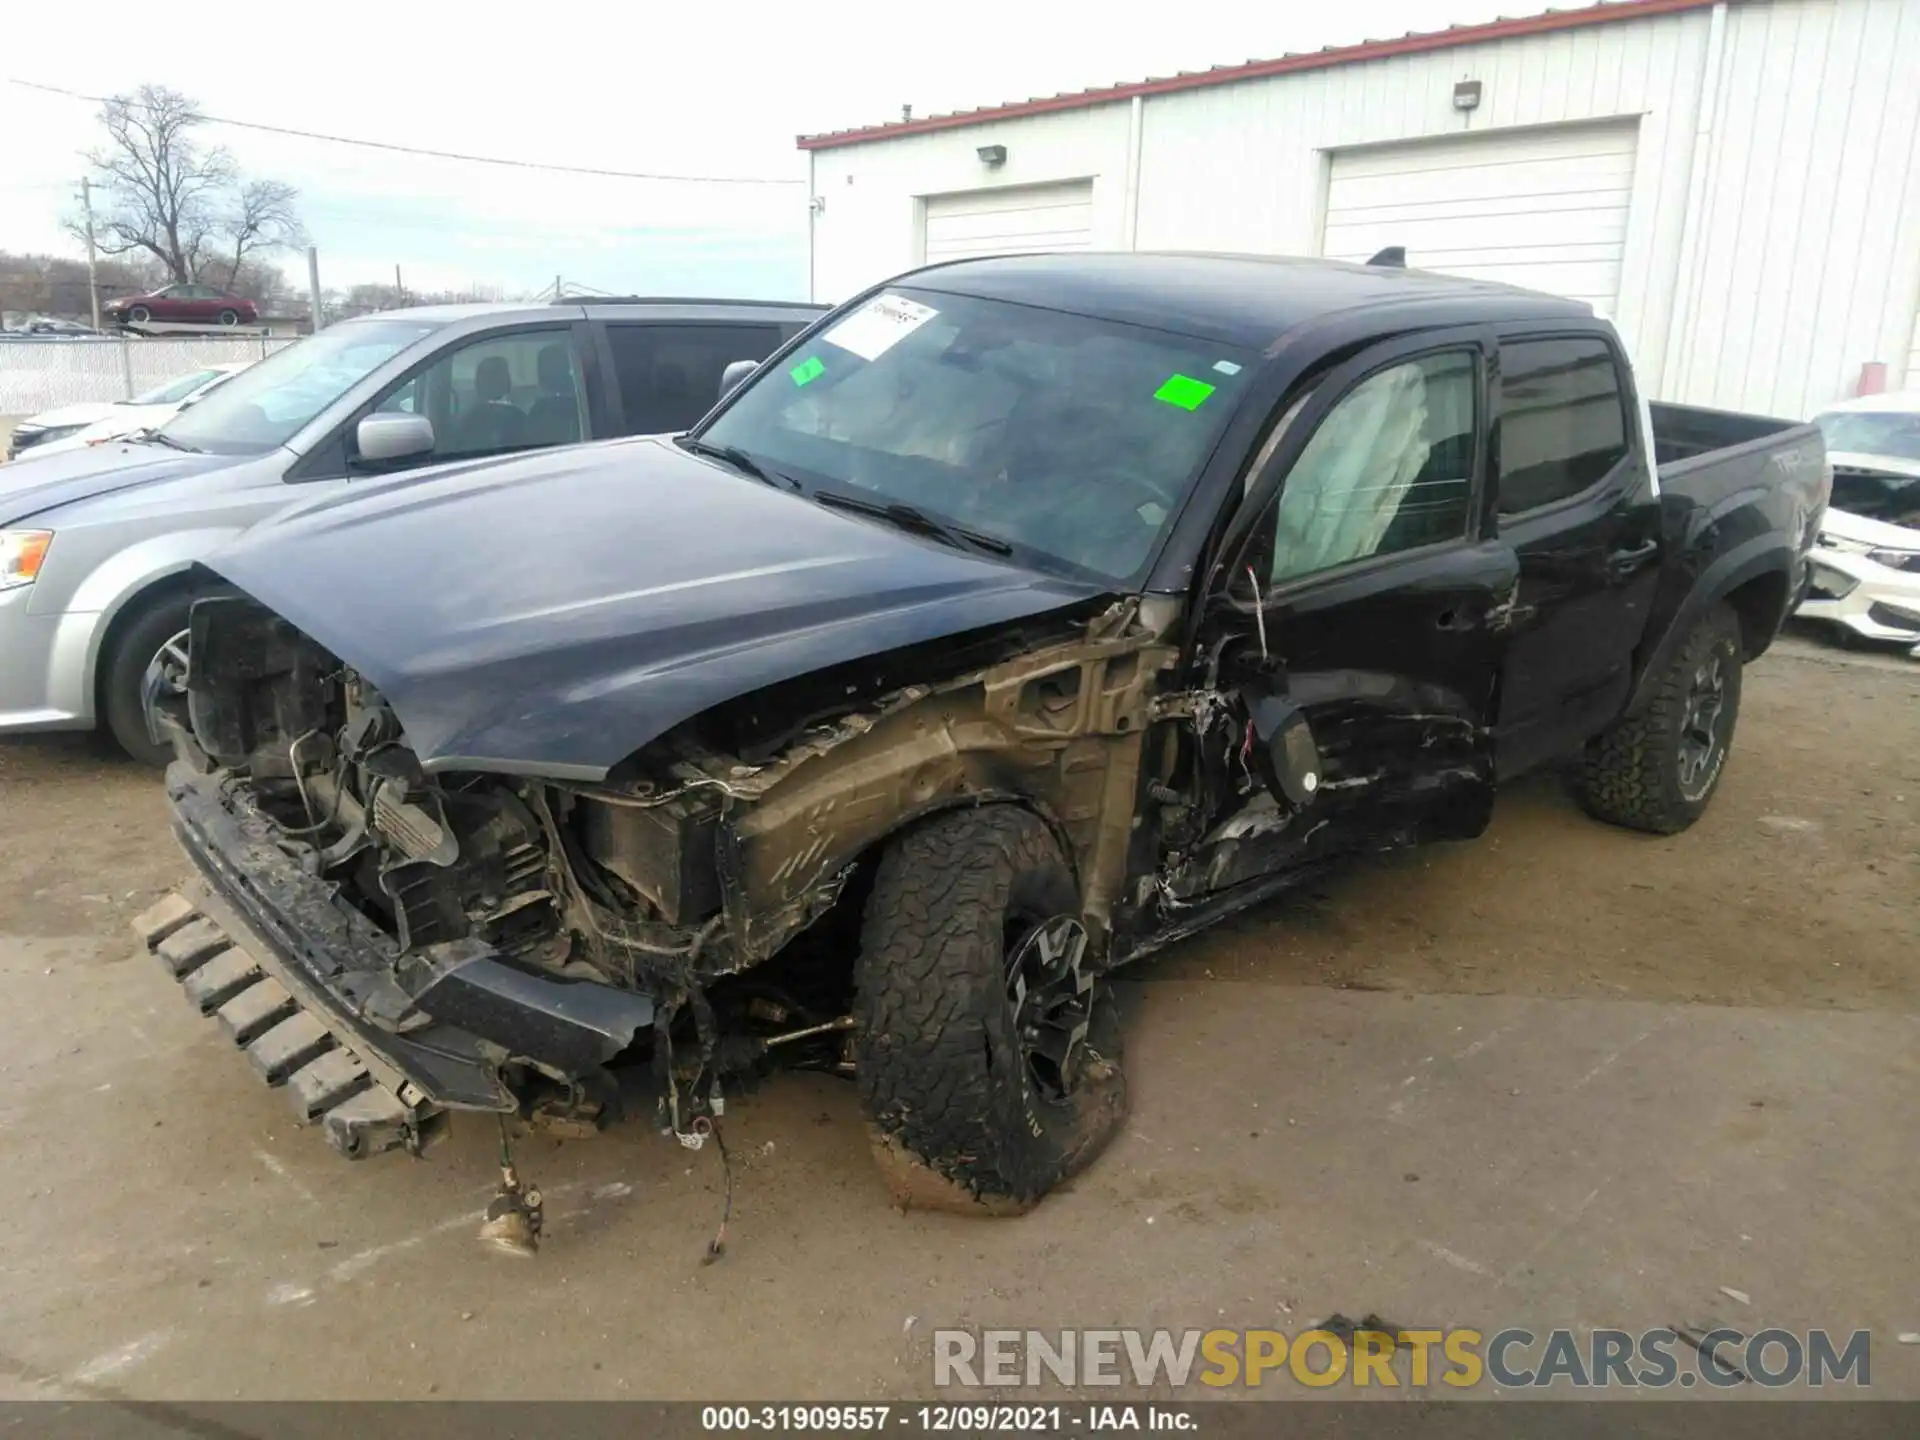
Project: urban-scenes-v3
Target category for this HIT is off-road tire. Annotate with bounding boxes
[1575,602,1743,835]
[855,806,1127,1214]
[101,589,200,766]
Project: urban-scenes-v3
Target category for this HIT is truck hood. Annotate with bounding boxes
[210,436,1104,780]
[0,441,245,526]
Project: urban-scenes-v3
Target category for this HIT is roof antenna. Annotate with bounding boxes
[1367,246,1407,268]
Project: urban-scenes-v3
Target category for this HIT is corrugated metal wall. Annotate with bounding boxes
[808,0,1920,417]
[809,108,1131,308]
[1667,0,1920,418]
[1132,10,1713,401]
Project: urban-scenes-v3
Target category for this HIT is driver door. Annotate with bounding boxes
[1172,329,1518,901]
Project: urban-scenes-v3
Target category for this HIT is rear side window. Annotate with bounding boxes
[606,323,784,435]
[1497,338,1629,515]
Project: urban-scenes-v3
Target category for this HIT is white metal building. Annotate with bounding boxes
[798,0,1920,419]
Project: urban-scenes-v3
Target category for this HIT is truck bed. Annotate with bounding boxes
[1649,400,1807,471]
[1652,400,1823,518]
[1638,401,1827,670]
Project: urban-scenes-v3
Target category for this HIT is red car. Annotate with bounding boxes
[104,283,259,327]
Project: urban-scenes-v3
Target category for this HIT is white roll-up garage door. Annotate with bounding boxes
[1322,122,1639,311]
[922,181,1094,264]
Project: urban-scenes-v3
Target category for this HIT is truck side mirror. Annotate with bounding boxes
[355,413,436,465]
[718,359,759,401]
[1247,693,1321,807]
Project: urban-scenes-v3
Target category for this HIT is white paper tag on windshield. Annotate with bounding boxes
[822,293,938,361]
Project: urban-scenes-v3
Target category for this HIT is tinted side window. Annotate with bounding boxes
[606,323,784,434]
[368,328,585,464]
[1498,338,1629,514]
[1267,350,1477,584]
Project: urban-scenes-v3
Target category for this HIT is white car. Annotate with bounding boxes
[1799,391,1920,655]
[7,363,250,461]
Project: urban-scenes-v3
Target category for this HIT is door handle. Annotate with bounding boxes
[1608,539,1660,577]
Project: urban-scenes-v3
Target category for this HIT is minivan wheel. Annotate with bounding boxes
[1575,602,1744,835]
[854,806,1127,1214]
[101,590,201,765]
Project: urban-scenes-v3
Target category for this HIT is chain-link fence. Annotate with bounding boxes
[0,335,299,415]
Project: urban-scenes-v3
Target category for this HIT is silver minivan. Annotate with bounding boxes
[0,297,822,759]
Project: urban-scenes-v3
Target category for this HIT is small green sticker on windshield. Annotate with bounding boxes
[1155,373,1216,410]
[790,355,826,387]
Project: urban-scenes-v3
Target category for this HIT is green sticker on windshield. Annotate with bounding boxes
[790,355,825,387]
[1155,373,1216,410]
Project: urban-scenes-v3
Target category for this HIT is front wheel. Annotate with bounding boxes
[217,309,238,326]
[100,590,200,765]
[854,807,1127,1214]
[127,305,151,325]
[1575,603,1744,834]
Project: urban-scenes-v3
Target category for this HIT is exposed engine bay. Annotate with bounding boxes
[179,596,733,982]
[153,590,1205,1151]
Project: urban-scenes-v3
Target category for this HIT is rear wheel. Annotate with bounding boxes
[854,807,1127,1214]
[101,590,200,765]
[1575,603,1744,834]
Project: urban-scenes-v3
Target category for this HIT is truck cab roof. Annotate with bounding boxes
[901,251,1597,351]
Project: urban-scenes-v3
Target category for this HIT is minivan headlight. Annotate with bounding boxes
[0,530,53,591]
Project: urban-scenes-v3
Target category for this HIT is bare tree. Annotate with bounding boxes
[71,84,303,291]
[219,179,301,288]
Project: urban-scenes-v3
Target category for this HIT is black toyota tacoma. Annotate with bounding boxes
[138,253,1827,1224]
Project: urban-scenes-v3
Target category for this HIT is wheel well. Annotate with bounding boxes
[763,797,1075,1006]
[1723,569,1791,659]
[91,573,201,718]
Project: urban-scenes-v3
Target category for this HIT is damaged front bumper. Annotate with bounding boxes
[140,763,660,1159]
[1797,529,1920,653]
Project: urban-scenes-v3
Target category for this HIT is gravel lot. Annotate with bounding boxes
[0,636,1914,1401]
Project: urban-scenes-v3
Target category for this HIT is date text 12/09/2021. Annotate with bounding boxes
[701,1406,1194,1432]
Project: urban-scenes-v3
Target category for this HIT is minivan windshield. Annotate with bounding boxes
[160,318,442,455]
[697,288,1253,584]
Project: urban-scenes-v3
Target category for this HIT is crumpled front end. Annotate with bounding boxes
[142,594,811,1158]
[144,584,1175,1166]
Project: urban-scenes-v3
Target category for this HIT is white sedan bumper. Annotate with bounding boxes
[1796,509,1920,656]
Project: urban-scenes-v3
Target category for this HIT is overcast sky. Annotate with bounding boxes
[0,0,1520,301]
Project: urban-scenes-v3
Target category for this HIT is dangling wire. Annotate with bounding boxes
[694,1116,733,1264]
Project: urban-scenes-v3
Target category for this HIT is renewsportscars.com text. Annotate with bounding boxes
[933,1327,1873,1390]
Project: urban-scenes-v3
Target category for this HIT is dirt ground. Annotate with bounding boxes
[0,635,1914,1401]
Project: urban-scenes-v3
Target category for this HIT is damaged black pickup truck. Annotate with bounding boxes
[137,253,1827,1223]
